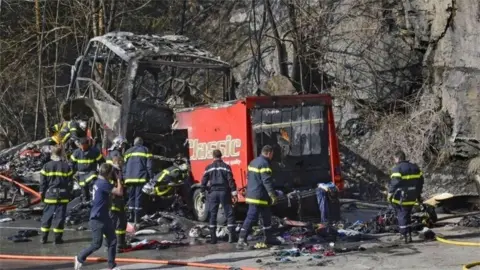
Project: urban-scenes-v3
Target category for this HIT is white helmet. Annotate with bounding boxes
[109,136,127,151]
[78,120,87,130]
[178,163,189,171]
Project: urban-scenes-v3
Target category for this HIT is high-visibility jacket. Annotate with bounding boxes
[71,146,104,186]
[245,156,275,206]
[153,165,186,196]
[50,121,69,144]
[40,160,73,204]
[123,145,153,185]
[389,161,424,206]
[59,121,86,143]
[106,149,122,165]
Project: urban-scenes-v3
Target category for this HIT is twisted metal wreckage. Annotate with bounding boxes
[0,31,233,212]
[65,31,234,153]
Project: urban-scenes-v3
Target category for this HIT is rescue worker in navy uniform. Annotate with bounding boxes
[75,163,123,270]
[142,158,190,205]
[106,136,128,165]
[237,145,281,249]
[201,149,238,244]
[124,137,153,226]
[316,181,340,224]
[40,145,73,244]
[47,121,68,145]
[49,120,87,148]
[71,137,105,203]
[108,156,129,250]
[388,150,424,243]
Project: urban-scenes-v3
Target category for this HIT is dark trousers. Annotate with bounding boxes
[394,205,413,235]
[78,219,117,269]
[127,185,144,222]
[111,210,127,236]
[208,190,235,227]
[239,204,272,240]
[41,204,67,238]
[316,188,332,223]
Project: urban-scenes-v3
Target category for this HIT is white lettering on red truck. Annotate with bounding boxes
[189,135,241,161]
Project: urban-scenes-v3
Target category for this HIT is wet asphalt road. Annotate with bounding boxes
[0,209,380,270]
[0,218,242,270]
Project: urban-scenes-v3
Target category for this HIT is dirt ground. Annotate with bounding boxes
[0,218,478,270]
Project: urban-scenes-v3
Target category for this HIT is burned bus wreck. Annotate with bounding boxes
[65,31,234,157]
[63,32,343,223]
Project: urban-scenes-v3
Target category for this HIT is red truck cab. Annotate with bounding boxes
[174,94,342,222]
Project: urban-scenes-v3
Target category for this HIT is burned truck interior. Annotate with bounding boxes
[64,32,233,171]
[251,104,330,192]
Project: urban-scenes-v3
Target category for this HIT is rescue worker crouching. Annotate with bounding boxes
[106,136,128,165]
[107,156,129,251]
[71,137,105,203]
[48,121,68,146]
[201,149,238,244]
[49,120,87,148]
[387,150,424,244]
[40,145,74,244]
[142,158,190,205]
[237,145,281,250]
[124,137,153,227]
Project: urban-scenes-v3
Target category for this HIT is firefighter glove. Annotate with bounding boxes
[269,193,277,205]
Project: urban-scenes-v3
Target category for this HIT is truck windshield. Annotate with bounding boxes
[250,104,330,190]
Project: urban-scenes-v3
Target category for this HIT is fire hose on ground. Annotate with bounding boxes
[0,174,259,270]
[435,236,480,269]
[2,173,480,269]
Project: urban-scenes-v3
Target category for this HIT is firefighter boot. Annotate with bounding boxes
[228,226,237,243]
[209,227,217,244]
[263,229,281,246]
[407,228,413,243]
[236,230,249,250]
[40,232,48,244]
[54,233,64,245]
[117,234,129,251]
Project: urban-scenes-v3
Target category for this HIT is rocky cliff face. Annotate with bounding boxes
[214,0,480,198]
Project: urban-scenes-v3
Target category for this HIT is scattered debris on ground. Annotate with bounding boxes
[458,215,480,227]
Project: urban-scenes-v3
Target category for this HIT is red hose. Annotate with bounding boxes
[0,254,259,270]
[0,174,42,212]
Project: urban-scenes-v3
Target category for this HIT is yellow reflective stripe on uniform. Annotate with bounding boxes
[124,178,147,183]
[155,186,172,196]
[95,154,103,161]
[115,230,126,235]
[247,166,272,174]
[391,199,417,205]
[390,172,423,180]
[78,174,97,186]
[41,227,50,232]
[245,197,269,205]
[62,133,70,143]
[106,160,114,164]
[72,159,97,164]
[111,206,121,211]
[40,170,73,177]
[53,228,64,233]
[157,170,169,182]
[43,199,69,204]
[124,152,152,161]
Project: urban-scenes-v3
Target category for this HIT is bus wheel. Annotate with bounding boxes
[193,189,208,222]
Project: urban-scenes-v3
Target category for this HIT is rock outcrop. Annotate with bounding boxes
[213,0,480,198]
